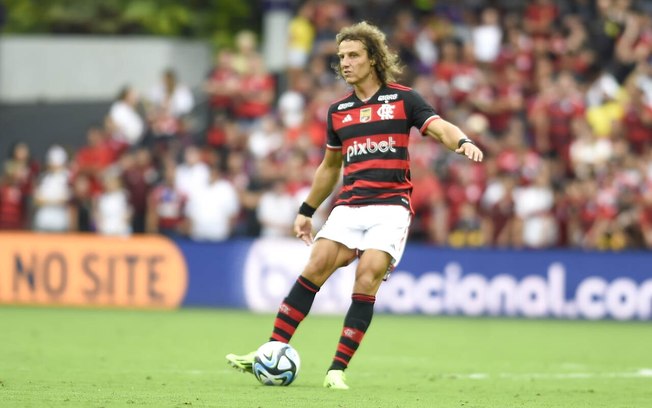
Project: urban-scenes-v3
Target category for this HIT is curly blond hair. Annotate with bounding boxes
[333,21,403,85]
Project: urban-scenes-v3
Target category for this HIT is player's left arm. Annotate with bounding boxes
[424,118,484,162]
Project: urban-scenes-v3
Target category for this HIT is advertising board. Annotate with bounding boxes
[0,233,187,309]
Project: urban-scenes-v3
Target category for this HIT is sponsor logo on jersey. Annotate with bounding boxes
[342,114,352,123]
[346,136,397,162]
[377,103,396,120]
[337,102,355,110]
[360,107,372,122]
[378,93,398,102]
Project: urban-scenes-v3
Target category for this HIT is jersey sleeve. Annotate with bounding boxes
[405,89,440,134]
[326,105,342,150]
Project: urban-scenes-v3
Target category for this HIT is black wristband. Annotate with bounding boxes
[299,202,317,218]
[458,138,475,149]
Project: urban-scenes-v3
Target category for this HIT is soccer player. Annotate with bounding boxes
[226,21,484,389]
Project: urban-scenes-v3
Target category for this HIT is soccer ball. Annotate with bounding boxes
[252,341,301,386]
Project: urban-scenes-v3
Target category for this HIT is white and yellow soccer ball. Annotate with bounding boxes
[253,341,301,386]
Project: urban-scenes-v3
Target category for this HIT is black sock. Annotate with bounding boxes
[329,293,375,371]
[269,276,320,343]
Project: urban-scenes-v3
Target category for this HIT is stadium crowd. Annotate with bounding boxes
[1,0,651,250]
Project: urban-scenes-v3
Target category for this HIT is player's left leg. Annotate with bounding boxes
[324,205,411,389]
[324,249,391,390]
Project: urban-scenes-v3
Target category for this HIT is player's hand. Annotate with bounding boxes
[455,142,484,162]
[294,214,314,245]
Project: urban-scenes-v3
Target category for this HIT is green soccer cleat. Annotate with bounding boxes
[225,351,256,374]
[323,369,349,390]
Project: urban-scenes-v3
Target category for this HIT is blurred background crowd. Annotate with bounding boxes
[1,0,652,250]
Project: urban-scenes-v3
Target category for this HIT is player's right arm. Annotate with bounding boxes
[304,148,342,209]
[294,148,342,245]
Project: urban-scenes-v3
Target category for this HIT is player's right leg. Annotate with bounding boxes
[226,239,355,375]
[225,351,257,374]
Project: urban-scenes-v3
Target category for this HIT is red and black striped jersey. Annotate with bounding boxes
[326,83,440,213]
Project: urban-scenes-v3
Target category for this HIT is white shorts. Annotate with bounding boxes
[315,205,412,270]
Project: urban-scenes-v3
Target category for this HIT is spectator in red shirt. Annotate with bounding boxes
[433,38,481,108]
[146,163,187,238]
[75,127,116,170]
[73,126,117,194]
[481,168,517,247]
[524,0,559,38]
[204,49,240,118]
[614,76,652,155]
[120,148,158,234]
[444,160,486,235]
[232,54,276,128]
[409,157,444,241]
[469,65,525,137]
[495,118,543,185]
[529,70,586,166]
[496,25,536,93]
[0,164,28,230]
[5,141,39,199]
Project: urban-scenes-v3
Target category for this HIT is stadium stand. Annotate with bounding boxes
[1,0,651,250]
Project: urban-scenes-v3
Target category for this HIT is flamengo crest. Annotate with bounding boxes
[377,103,395,120]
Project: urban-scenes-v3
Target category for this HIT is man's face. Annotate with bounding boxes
[337,40,374,85]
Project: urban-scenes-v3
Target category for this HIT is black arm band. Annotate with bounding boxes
[299,202,317,218]
[458,138,475,149]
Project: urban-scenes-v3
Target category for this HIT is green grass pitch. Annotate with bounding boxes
[1,307,651,407]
